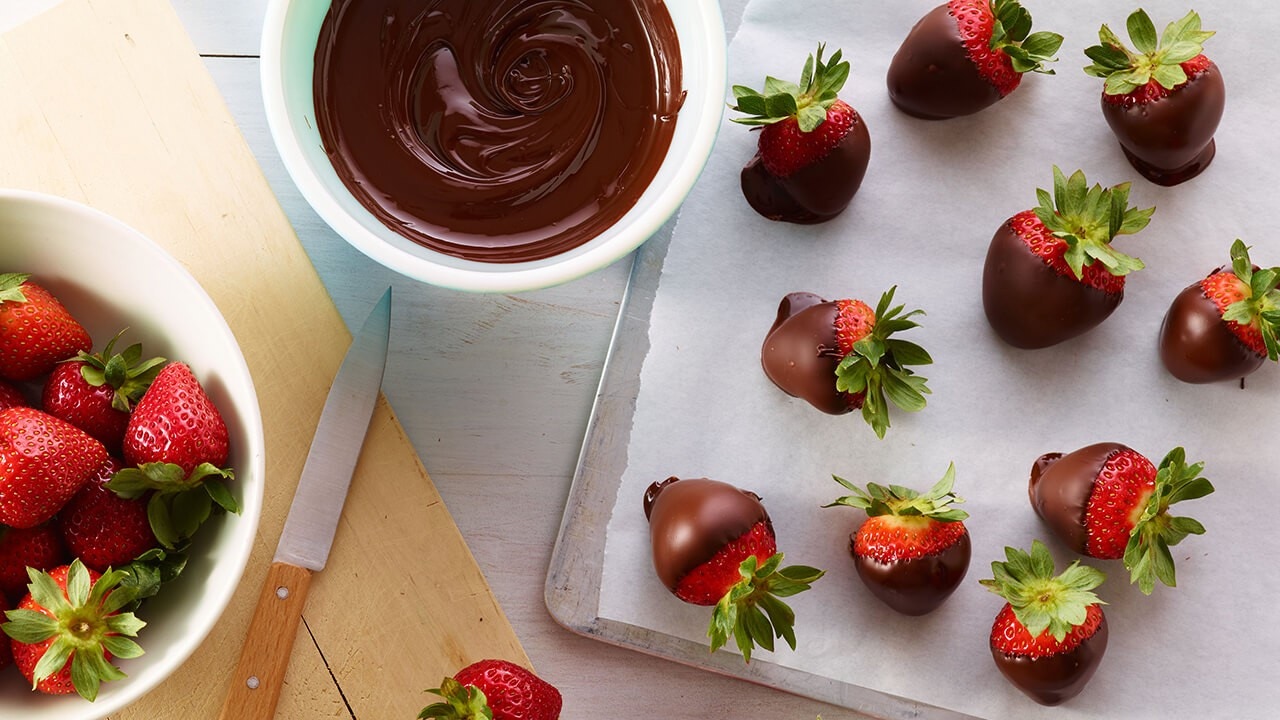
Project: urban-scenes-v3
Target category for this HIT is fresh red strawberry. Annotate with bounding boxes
[731,45,870,223]
[41,330,165,454]
[0,380,26,412]
[1160,240,1280,383]
[0,524,67,602]
[644,477,823,662]
[982,541,1108,705]
[983,166,1154,349]
[1029,443,1213,594]
[762,287,932,438]
[0,407,108,529]
[0,274,92,382]
[419,659,562,720]
[888,0,1062,119]
[2,560,145,699]
[1084,10,1223,185]
[59,457,156,573]
[827,463,970,615]
[110,362,238,550]
[0,593,10,670]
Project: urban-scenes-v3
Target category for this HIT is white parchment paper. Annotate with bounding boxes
[599,1,1280,717]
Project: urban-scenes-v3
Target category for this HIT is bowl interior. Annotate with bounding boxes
[264,0,726,292]
[0,190,264,719]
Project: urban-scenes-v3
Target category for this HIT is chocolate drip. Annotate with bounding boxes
[644,477,771,591]
[1101,61,1225,186]
[760,296,850,414]
[852,529,970,616]
[992,613,1109,706]
[1159,281,1264,384]
[886,4,1002,120]
[313,0,682,262]
[982,221,1123,349]
[1028,443,1128,554]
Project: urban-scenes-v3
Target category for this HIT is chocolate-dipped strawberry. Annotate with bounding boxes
[1159,240,1280,384]
[1029,443,1213,594]
[761,287,931,438]
[982,166,1153,349]
[825,463,970,616]
[981,541,1108,706]
[1083,10,1223,186]
[643,477,824,662]
[731,45,870,224]
[887,0,1062,119]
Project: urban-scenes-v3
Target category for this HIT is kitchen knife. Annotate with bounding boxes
[219,288,392,720]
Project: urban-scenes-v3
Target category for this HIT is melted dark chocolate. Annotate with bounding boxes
[1101,61,1225,186]
[982,221,1123,349]
[760,294,850,414]
[313,0,683,263]
[739,113,871,224]
[644,477,771,591]
[886,4,1002,120]
[992,613,1109,706]
[852,529,970,616]
[1028,443,1128,554]
[1159,280,1264,384]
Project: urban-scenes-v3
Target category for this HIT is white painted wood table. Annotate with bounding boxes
[171,1,859,717]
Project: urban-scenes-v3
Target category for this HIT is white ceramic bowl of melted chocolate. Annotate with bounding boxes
[262,0,726,293]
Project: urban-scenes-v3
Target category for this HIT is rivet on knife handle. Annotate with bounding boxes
[218,562,313,719]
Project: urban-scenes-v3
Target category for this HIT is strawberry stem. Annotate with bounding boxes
[1084,10,1215,95]
[834,287,932,439]
[1220,240,1280,361]
[1033,166,1153,280]
[708,553,823,662]
[730,44,850,133]
[990,0,1064,75]
[826,463,968,521]
[1123,447,1213,594]
[979,540,1105,642]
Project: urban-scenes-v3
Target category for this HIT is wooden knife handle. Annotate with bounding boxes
[219,561,314,720]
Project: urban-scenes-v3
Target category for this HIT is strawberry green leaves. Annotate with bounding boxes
[72,329,166,414]
[108,462,240,550]
[1084,9,1215,95]
[980,540,1106,642]
[1,560,146,701]
[834,287,932,439]
[419,677,494,719]
[1221,240,1280,361]
[991,0,1064,75]
[731,44,849,133]
[708,553,823,663]
[1034,166,1153,281]
[827,463,968,522]
[1124,447,1214,595]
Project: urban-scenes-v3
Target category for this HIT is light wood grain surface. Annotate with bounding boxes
[164,0,860,717]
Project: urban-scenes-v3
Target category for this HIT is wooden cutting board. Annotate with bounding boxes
[0,0,528,717]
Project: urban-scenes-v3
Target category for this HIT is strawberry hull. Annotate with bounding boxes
[982,222,1122,349]
[1159,279,1264,384]
[887,4,1003,120]
[852,529,970,616]
[992,614,1109,706]
[1101,61,1225,186]
[1028,443,1128,555]
[740,115,871,224]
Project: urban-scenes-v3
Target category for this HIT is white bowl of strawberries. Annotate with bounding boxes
[0,189,263,718]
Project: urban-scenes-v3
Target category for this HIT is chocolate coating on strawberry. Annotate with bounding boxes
[762,287,932,438]
[644,476,771,591]
[982,167,1152,349]
[991,604,1109,706]
[731,45,870,223]
[1159,241,1280,383]
[981,541,1108,706]
[1085,10,1223,186]
[887,0,1062,120]
[1029,442,1127,554]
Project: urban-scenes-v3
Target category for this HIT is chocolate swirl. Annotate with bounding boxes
[314,0,683,263]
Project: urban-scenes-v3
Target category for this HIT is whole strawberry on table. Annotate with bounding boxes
[1159,240,1280,384]
[982,166,1153,349]
[1083,9,1223,186]
[643,476,823,662]
[420,658,561,720]
[887,0,1063,119]
[825,463,970,616]
[731,45,870,224]
[981,541,1109,706]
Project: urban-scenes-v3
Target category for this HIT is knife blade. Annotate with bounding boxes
[219,288,392,720]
